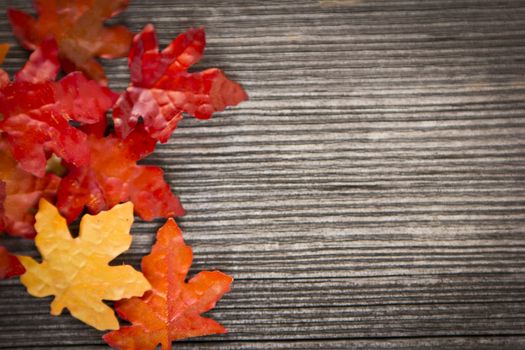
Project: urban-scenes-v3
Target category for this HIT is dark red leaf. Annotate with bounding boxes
[0,42,116,177]
[0,246,25,279]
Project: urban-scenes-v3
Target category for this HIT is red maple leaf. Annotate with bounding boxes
[8,0,133,85]
[56,127,184,223]
[113,24,248,143]
[0,136,60,238]
[14,37,59,84]
[0,246,25,280]
[104,219,232,350]
[0,39,116,177]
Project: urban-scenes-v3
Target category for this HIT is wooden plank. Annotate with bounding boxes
[2,274,525,346]
[19,336,525,350]
[1,0,525,348]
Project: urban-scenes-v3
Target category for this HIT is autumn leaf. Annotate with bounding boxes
[0,180,5,230]
[0,39,116,177]
[113,24,248,142]
[0,246,25,280]
[8,0,133,84]
[0,189,24,279]
[0,41,60,237]
[0,42,9,90]
[0,43,9,65]
[0,43,10,89]
[57,126,184,223]
[18,200,151,330]
[14,37,60,84]
[104,219,233,350]
[0,136,60,238]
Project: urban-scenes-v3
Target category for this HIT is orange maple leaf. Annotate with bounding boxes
[104,219,233,350]
[18,200,151,330]
[8,0,133,85]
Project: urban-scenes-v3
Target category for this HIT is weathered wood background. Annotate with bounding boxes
[1,0,525,349]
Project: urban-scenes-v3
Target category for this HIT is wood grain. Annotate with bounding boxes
[1,0,525,348]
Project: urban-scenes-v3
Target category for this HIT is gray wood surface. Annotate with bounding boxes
[1,0,525,349]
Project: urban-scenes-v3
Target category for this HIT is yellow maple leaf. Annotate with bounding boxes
[19,199,151,331]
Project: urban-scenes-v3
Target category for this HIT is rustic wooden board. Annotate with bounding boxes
[1,0,525,348]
